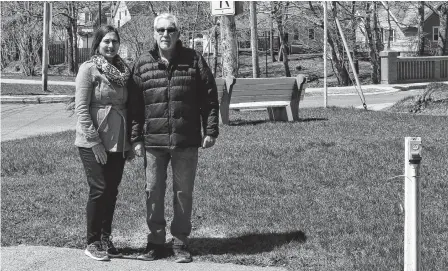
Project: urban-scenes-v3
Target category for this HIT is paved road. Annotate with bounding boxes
[1,103,76,142]
[0,89,423,142]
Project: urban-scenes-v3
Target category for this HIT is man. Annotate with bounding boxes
[128,13,219,263]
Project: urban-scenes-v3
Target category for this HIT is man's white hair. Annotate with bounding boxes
[153,13,179,30]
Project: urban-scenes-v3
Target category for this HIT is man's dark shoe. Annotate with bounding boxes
[172,244,193,263]
[137,242,165,261]
[102,236,122,258]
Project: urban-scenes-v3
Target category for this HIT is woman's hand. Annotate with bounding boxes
[132,142,144,157]
[92,143,107,165]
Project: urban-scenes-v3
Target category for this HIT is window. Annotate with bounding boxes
[308,29,315,40]
[125,10,127,16]
[433,27,439,41]
[119,12,121,20]
[382,28,395,42]
[388,29,395,42]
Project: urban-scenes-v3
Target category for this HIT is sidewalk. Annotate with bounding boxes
[2,78,446,104]
[305,81,440,96]
[1,245,287,271]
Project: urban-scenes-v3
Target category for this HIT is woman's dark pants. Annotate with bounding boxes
[78,147,126,245]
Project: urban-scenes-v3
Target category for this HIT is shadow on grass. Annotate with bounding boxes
[229,119,269,126]
[299,117,328,122]
[228,117,328,126]
[118,230,306,257]
[190,230,306,256]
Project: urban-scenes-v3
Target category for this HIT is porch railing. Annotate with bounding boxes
[380,51,448,84]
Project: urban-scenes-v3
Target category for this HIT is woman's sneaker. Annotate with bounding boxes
[85,241,110,261]
[102,236,123,258]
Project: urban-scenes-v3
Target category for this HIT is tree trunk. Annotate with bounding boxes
[269,10,275,62]
[221,15,238,77]
[372,2,382,82]
[365,2,381,84]
[417,1,425,55]
[351,1,359,74]
[250,1,260,78]
[71,2,79,74]
[273,2,290,77]
[329,2,349,85]
[213,22,219,76]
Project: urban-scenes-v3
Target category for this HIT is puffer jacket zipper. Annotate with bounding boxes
[167,64,173,148]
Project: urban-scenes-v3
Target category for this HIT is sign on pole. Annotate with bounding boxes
[211,1,235,16]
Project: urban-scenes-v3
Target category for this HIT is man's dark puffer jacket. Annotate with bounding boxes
[128,42,219,149]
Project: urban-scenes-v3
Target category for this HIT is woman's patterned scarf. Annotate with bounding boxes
[90,55,130,87]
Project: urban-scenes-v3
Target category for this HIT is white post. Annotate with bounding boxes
[323,1,327,108]
[404,137,422,271]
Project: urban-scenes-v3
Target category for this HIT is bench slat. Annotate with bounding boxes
[232,82,295,92]
[230,78,296,85]
[230,101,290,109]
[231,95,295,103]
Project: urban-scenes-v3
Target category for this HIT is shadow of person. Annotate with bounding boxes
[189,230,306,256]
[299,117,328,122]
[229,119,269,126]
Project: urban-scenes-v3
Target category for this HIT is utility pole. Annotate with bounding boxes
[42,2,50,92]
[323,1,327,108]
[250,1,260,78]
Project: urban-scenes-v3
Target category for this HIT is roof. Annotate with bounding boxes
[377,2,441,29]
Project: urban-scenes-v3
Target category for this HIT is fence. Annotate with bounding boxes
[380,50,448,84]
[49,44,90,65]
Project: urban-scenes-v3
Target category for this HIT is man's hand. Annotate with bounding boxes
[92,143,107,165]
[202,136,216,149]
[132,142,144,157]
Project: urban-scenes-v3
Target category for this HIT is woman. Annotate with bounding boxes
[75,25,131,261]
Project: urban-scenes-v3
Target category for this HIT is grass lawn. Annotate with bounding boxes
[2,108,447,270]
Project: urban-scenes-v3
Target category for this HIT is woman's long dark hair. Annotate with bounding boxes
[90,25,120,57]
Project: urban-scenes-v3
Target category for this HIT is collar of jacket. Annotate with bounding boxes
[149,40,183,65]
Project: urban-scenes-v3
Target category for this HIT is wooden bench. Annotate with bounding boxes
[216,74,307,125]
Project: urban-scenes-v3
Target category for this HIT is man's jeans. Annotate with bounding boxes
[78,147,126,245]
[145,147,198,245]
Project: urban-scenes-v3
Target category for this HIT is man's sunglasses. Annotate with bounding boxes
[156,28,178,35]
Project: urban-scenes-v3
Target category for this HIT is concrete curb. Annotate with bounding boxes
[1,79,76,86]
[0,95,73,104]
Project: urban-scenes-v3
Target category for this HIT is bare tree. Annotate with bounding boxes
[417,1,426,55]
[119,15,154,59]
[271,1,291,77]
[52,1,94,75]
[1,2,43,76]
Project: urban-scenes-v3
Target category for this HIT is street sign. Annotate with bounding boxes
[211,1,235,16]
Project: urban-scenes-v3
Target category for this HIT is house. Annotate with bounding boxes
[77,4,111,49]
[356,3,443,55]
